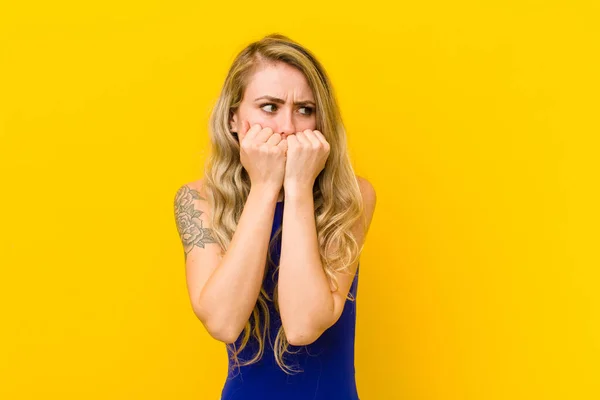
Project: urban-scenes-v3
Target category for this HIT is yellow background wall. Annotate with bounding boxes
[1,1,598,399]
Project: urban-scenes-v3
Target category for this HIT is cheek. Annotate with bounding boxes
[306,115,317,131]
[299,121,317,132]
[238,109,269,129]
[244,109,270,125]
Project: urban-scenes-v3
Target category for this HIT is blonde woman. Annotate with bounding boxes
[174,33,376,400]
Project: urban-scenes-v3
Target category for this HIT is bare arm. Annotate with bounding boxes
[278,177,377,346]
[175,180,279,343]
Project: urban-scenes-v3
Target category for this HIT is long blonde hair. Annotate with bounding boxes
[203,33,365,375]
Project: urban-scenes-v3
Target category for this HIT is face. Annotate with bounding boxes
[230,62,317,139]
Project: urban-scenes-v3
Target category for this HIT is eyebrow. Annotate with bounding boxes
[254,95,316,107]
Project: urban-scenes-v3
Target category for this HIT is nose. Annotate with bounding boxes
[277,109,296,136]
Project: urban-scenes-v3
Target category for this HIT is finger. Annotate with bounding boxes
[312,130,327,145]
[294,131,310,146]
[266,132,282,146]
[256,126,275,143]
[243,122,263,143]
[313,130,330,153]
[278,137,288,153]
[286,134,297,149]
[303,130,322,148]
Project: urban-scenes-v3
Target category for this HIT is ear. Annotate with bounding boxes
[229,111,238,133]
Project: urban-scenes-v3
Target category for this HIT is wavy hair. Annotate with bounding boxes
[202,33,365,375]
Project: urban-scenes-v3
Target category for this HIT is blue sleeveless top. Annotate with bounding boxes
[220,200,360,400]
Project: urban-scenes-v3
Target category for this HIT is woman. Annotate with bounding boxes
[174,33,376,400]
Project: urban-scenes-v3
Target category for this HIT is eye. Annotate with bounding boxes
[300,106,314,116]
[260,103,314,116]
[260,103,277,113]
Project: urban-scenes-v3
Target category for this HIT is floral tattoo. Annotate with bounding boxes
[174,185,217,260]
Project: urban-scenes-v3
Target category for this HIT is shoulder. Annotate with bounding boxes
[356,175,377,213]
[174,178,211,216]
[354,175,377,236]
[175,178,208,199]
[182,177,206,194]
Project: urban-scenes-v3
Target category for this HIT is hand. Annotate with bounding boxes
[283,129,330,192]
[238,120,288,194]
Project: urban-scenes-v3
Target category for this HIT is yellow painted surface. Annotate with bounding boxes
[1,1,598,399]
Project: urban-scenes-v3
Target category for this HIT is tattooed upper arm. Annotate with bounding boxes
[174,179,223,320]
[174,181,219,261]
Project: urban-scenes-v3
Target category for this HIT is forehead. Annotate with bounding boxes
[244,62,314,100]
